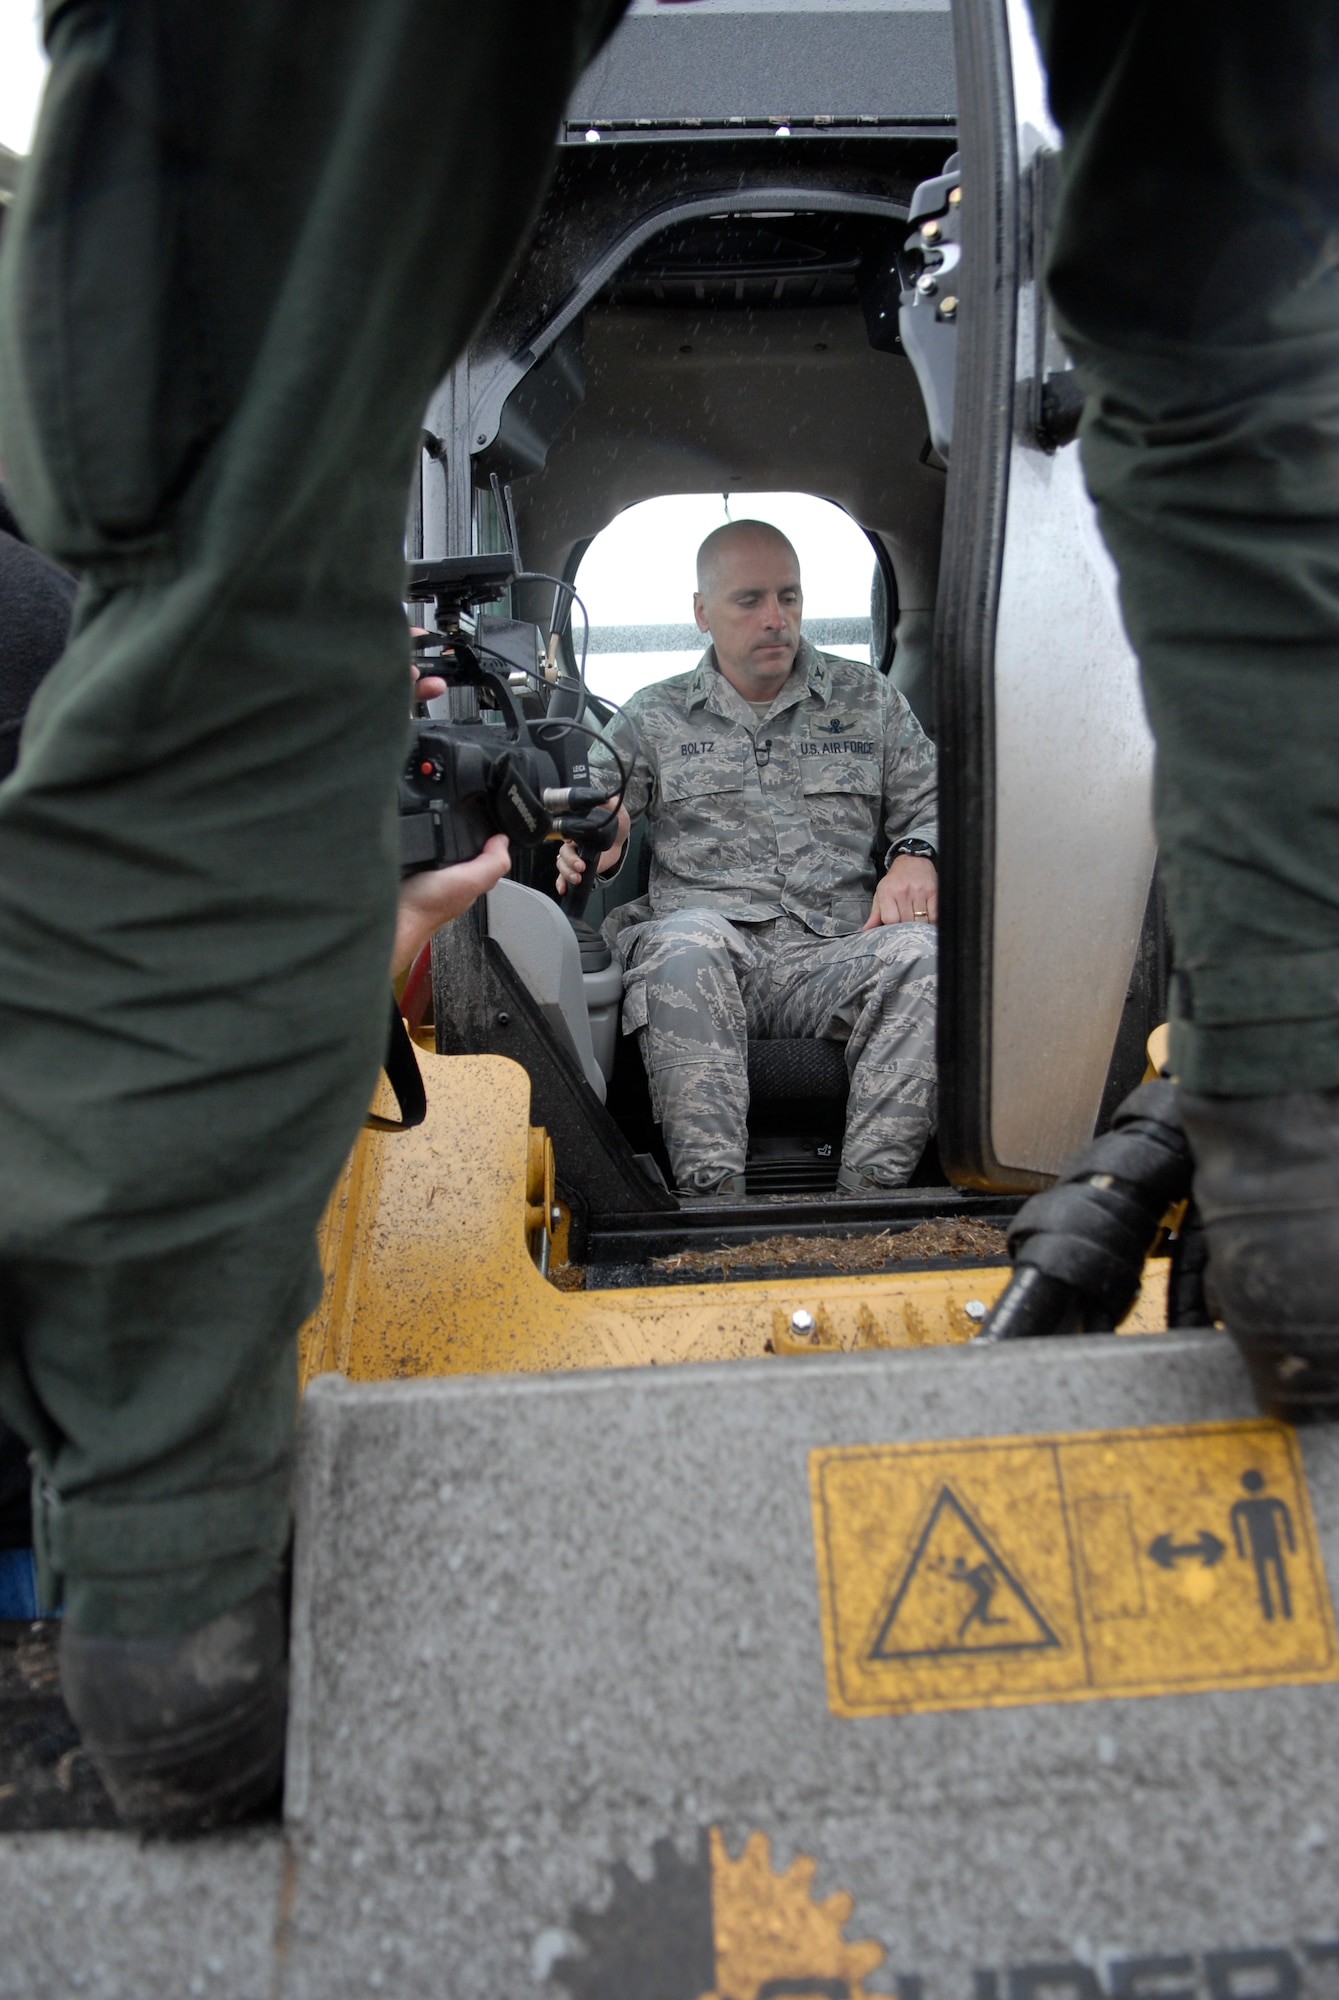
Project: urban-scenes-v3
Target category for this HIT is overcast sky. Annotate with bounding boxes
[575,491,875,706]
[0,4,44,156]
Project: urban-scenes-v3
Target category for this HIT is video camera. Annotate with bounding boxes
[399,556,625,917]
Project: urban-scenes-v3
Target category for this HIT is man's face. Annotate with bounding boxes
[694,534,803,703]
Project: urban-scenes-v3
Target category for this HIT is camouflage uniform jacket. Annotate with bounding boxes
[605,638,938,940]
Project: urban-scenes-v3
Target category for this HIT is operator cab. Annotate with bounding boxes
[409,0,1163,1286]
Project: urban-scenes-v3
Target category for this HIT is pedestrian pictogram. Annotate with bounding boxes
[868,1484,1060,1661]
[810,1422,1338,1719]
[1231,1469,1296,1621]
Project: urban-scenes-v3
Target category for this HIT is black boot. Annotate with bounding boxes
[1179,1087,1339,1421]
[59,1576,288,1833]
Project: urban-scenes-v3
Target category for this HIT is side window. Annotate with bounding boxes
[573,492,881,708]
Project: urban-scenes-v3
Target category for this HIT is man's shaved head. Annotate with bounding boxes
[696,519,800,597]
[692,518,804,703]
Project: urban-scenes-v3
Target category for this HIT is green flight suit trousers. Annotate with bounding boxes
[0,0,622,1635]
[1029,0,1339,1094]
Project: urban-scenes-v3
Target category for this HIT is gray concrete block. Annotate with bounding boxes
[9,1334,1339,2000]
[278,1333,1339,2000]
[0,1829,284,1999]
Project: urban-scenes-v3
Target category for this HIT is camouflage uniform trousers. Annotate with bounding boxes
[619,909,938,1192]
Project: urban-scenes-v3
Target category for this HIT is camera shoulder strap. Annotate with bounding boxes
[365,993,428,1132]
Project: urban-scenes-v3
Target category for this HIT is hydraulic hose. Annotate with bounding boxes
[978,1077,1195,1341]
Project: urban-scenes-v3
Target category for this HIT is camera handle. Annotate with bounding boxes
[541,673,613,931]
[413,630,530,739]
[548,808,624,922]
[563,845,600,924]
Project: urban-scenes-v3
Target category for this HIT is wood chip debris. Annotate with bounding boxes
[651,1218,1009,1278]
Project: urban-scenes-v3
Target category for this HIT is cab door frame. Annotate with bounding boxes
[937,0,1157,1191]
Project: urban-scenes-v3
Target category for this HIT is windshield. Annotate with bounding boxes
[573,490,878,707]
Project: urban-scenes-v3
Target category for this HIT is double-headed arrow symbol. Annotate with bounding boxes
[1147,1529,1226,1571]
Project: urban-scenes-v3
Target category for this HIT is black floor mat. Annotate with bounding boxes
[741,1153,841,1197]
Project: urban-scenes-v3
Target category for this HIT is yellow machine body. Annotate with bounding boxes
[298,1052,1170,1388]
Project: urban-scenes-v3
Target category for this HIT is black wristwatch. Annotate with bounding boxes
[888,837,938,866]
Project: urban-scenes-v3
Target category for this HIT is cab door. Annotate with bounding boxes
[933,0,1157,1190]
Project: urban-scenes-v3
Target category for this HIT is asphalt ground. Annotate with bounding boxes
[0,1621,116,1830]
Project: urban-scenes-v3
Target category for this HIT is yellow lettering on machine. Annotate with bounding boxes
[810,1422,1339,1718]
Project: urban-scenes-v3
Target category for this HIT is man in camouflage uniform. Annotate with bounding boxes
[563,519,939,1197]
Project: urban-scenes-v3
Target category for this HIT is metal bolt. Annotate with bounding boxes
[938,295,958,319]
[921,218,941,242]
[550,1204,562,1231]
[790,1308,816,1336]
[495,1011,510,1027]
[916,273,938,297]
[476,433,486,444]
[964,1299,987,1322]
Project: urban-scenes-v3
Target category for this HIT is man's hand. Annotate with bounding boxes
[863,853,938,929]
[391,833,511,979]
[556,803,632,897]
[410,640,445,705]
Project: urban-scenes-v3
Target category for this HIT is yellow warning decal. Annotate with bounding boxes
[810,1421,1339,1718]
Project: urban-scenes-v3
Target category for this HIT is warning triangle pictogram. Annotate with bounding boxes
[868,1483,1062,1663]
